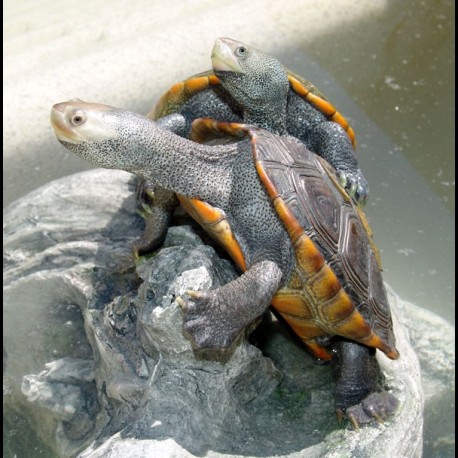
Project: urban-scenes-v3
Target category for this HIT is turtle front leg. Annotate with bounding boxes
[333,341,399,428]
[155,113,190,138]
[180,260,283,349]
[133,184,179,257]
[133,113,189,257]
[309,122,369,206]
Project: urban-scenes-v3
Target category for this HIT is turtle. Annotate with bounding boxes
[50,99,399,427]
[134,37,368,256]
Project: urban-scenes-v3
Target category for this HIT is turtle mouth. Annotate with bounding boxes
[50,103,82,144]
[211,38,244,74]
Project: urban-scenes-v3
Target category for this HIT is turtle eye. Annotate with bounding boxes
[235,46,247,57]
[69,111,87,126]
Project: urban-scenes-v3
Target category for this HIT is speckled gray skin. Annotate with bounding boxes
[51,100,398,426]
[134,85,244,255]
[133,98,242,255]
[136,38,368,255]
[211,38,368,203]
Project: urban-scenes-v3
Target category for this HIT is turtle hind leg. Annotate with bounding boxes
[333,340,399,428]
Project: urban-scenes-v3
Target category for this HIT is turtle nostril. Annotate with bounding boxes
[51,103,65,114]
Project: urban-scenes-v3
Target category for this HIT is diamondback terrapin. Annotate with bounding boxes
[135,37,367,256]
[50,100,399,426]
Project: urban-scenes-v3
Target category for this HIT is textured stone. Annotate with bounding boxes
[4,169,451,458]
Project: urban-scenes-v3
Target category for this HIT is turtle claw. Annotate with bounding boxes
[338,172,348,189]
[181,289,241,349]
[135,179,155,209]
[187,289,205,300]
[338,391,399,428]
[355,185,368,207]
[347,413,361,432]
[337,170,369,207]
[336,409,344,424]
[132,244,140,260]
[372,412,384,424]
[349,181,357,198]
[175,296,186,309]
[138,202,154,216]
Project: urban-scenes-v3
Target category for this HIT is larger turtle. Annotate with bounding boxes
[50,100,399,426]
[135,37,368,255]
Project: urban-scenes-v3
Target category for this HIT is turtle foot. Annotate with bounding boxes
[179,290,241,350]
[132,186,178,257]
[180,261,282,351]
[337,170,369,206]
[132,220,167,258]
[339,391,399,429]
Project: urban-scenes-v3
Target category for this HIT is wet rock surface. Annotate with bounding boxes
[4,169,452,457]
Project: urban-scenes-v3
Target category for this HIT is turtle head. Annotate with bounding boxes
[51,100,118,145]
[211,38,289,133]
[50,99,152,169]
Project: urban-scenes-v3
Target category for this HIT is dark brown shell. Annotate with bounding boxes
[190,119,398,362]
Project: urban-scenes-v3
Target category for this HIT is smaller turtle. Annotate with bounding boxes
[51,100,399,427]
[211,37,366,200]
[135,38,368,256]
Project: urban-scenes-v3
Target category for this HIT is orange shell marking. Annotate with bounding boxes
[149,74,220,120]
[288,75,356,148]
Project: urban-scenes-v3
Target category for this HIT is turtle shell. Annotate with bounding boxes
[188,118,398,362]
[148,69,356,147]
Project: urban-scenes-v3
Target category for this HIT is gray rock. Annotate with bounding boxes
[3,169,450,458]
[21,358,98,455]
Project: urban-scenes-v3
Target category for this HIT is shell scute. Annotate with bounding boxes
[338,210,371,295]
